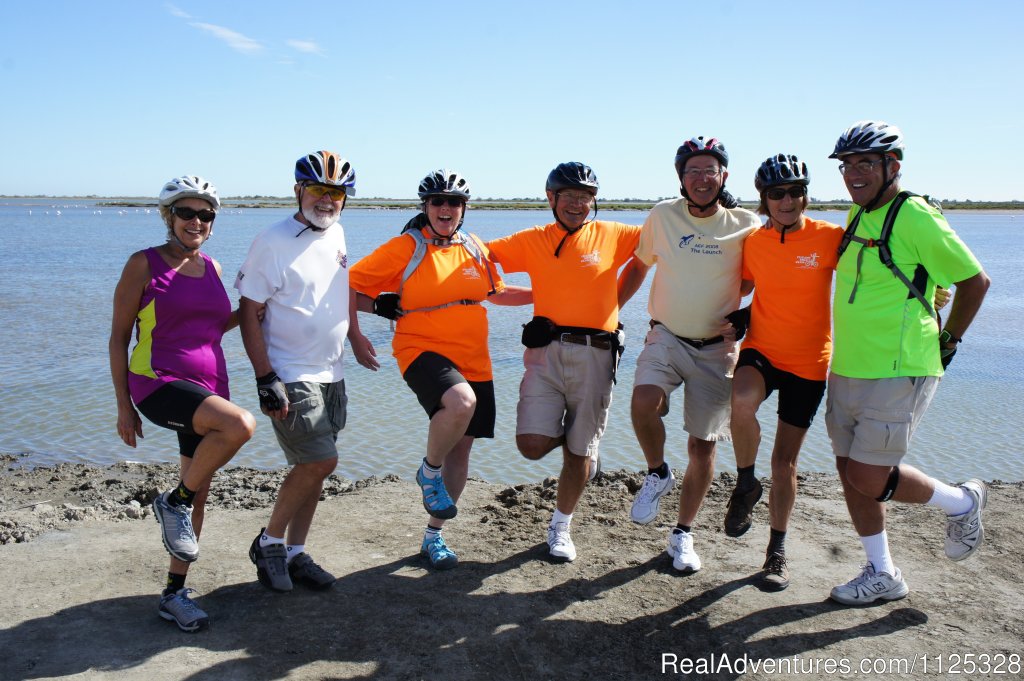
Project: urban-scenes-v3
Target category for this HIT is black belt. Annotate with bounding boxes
[557,332,612,350]
[651,320,724,349]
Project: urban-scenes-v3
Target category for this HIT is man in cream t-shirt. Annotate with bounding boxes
[627,137,759,573]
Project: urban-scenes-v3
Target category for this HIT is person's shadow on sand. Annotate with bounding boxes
[2,545,927,681]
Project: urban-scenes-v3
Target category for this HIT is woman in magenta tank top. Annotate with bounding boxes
[109,176,256,633]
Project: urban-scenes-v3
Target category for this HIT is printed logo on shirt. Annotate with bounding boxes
[795,252,820,269]
[462,266,482,279]
[580,249,601,266]
[679,233,723,256]
[679,234,696,248]
[337,251,348,268]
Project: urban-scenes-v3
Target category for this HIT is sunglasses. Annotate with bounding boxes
[303,184,347,201]
[172,206,217,222]
[427,197,466,208]
[765,186,807,201]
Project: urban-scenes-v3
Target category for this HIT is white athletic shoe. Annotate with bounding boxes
[829,563,909,605]
[631,467,675,525]
[666,530,701,573]
[945,478,987,561]
[547,522,576,562]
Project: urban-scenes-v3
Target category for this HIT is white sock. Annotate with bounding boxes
[425,526,442,540]
[260,531,285,548]
[286,544,305,563]
[420,458,442,478]
[928,480,973,516]
[550,509,573,528]
[860,531,895,576]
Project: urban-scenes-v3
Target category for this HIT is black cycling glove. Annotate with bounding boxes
[256,371,288,412]
[725,306,751,341]
[373,293,401,320]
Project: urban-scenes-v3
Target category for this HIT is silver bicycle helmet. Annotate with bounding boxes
[829,120,905,160]
[158,176,220,210]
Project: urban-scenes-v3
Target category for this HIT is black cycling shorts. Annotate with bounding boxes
[135,380,212,458]
[736,348,826,429]
[403,351,496,439]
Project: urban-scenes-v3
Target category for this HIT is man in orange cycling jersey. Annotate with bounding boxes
[487,162,646,563]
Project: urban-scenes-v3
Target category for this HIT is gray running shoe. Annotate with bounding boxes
[159,588,209,632]
[724,478,763,538]
[760,552,790,591]
[288,552,336,590]
[153,491,199,563]
[829,563,909,605]
[945,478,987,561]
[248,529,292,592]
[630,466,675,525]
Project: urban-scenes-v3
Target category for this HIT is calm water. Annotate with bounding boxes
[1,200,1021,483]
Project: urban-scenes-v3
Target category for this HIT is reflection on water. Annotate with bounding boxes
[1,202,1021,483]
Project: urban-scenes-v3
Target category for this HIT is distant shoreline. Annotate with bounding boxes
[4,196,1023,211]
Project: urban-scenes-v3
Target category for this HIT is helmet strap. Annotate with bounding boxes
[680,184,723,213]
[551,197,597,257]
[863,158,897,212]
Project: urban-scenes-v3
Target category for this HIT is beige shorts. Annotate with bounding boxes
[516,340,615,458]
[271,380,347,465]
[825,374,939,467]
[633,323,738,442]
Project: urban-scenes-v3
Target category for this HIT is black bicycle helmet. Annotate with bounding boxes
[545,162,599,194]
[418,169,472,202]
[755,154,810,193]
[829,121,905,160]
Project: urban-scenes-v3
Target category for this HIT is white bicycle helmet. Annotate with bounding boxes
[829,120,905,160]
[295,150,357,196]
[158,176,220,210]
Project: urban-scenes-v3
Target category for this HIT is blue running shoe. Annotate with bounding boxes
[416,466,457,520]
[421,534,458,570]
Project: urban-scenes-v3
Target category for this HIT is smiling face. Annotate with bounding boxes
[681,155,726,213]
[840,152,901,207]
[295,182,344,229]
[169,197,216,250]
[765,183,808,229]
[546,188,596,231]
[423,197,466,237]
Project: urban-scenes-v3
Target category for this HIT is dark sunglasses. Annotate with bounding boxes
[172,205,217,222]
[765,186,807,201]
[427,196,465,208]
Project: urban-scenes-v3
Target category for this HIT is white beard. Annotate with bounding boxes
[301,204,339,230]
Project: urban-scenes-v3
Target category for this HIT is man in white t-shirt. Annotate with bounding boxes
[236,150,357,594]
[627,137,760,573]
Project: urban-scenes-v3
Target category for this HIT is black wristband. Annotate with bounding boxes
[256,371,279,384]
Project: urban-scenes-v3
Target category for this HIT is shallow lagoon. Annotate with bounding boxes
[1,201,1020,483]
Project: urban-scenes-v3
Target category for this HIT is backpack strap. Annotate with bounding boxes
[395,230,496,317]
[837,191,937,322]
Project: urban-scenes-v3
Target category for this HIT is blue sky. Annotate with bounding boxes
[2,1,1021,201]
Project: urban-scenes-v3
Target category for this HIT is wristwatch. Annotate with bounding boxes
[939,329,962,345]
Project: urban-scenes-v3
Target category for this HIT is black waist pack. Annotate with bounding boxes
[522,316,556,348]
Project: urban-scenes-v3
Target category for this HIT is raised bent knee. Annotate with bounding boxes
[517,434,558,460]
